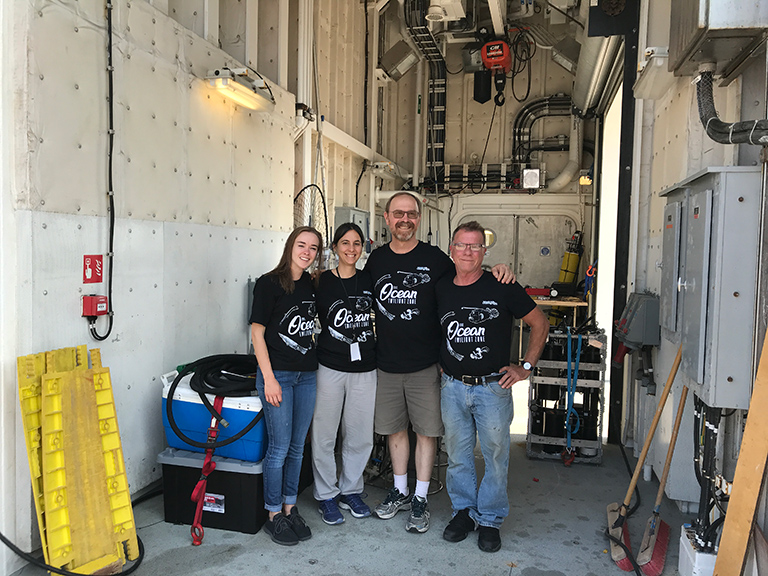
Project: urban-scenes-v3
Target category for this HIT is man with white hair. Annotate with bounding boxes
[436,220,548,552]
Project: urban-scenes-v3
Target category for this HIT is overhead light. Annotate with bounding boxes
[206,67,276,112]
[426,1,445,21]
[633,47,675,100]
[380,40,419,82]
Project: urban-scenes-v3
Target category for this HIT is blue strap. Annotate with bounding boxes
[565,329,582,451]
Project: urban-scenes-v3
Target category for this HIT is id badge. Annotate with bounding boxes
[350,342,361,362]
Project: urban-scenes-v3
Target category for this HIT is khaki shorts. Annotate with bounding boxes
[374,364,444,437]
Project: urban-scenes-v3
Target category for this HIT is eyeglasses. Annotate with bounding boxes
[389,210,420,219]
[452,242,485,252]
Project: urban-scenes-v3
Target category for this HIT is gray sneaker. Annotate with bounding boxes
[405,495,430,533]
[374,487,412,519]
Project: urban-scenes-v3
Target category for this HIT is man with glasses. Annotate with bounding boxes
[365,193,512,534]
[436,220,548,552]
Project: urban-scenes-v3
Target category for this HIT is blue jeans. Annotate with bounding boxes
[440,372,514,529]
[255,368,317,512]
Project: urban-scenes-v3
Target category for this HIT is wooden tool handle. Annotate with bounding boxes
[653,385,689,510]
[621,345,682,511]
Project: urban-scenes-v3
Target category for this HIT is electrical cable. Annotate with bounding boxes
[165,354,264,450]
[479,103,498,166]
[354,160,367,207]
[90,0,116,341]
[509,28,535,102]
[0,483,158,575]
[696,70,768,145]
[0,529,144,576]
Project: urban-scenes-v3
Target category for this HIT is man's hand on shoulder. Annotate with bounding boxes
[491,263,516,285]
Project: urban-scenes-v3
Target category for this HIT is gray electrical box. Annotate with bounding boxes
[660,167,761,409]
[614,292,660,350]
[335,206,369,234]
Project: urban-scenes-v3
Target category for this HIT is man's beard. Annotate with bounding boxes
[392,222,415,242]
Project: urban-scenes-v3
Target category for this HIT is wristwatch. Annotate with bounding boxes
[522,361,533,372]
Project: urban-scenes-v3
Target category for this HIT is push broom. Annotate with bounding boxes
[636,383,688,576]
[606,345,682,571]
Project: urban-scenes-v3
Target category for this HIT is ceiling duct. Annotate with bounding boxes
[571,2,622,117]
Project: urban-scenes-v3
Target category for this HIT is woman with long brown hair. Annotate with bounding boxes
[249,226,323,546]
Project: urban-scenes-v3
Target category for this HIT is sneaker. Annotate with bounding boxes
[374,487,412,520]
[263,513,299,546]
[443,508,477,542]
[478,525,501,552]
[338,493,372,518]
[318,498,344,525]
[286,507,312,541]
[405,495,430,533]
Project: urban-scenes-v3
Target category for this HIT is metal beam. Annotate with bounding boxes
[488,0,506,37]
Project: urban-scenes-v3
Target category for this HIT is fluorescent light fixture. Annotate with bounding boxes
[206,67,276,111]
[633,47,675,101]
[426,1,446,21]
[380,41,420,82]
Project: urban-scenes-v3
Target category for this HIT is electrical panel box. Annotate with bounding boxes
[660,167,761,409]
[334,207,369,237]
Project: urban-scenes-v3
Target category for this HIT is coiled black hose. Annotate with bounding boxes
[697,70,768,145]
[165,354,263,450]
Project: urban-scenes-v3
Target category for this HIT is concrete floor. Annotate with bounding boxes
[12,439,689,576]
[11,384,692,576]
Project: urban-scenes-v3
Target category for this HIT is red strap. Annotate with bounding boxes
[190,395,225,546]
[561,448,576,467]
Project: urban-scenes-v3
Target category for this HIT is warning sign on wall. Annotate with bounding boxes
[83,255,103,284]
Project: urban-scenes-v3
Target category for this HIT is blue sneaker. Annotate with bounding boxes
[318,498,344,525]
[338,493,372,518]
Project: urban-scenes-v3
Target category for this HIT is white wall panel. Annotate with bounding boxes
[120,48,187,221]
[28,4,106,214]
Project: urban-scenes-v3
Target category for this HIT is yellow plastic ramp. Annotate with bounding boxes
[90,367,140,563]
[16,346,90,564]
[41,367,136,573]
[16,353,50,563]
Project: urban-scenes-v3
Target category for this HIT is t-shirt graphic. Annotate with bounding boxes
[374,269,430,321]
[364,241,453,373]
[441,305,499,362]
[326,295,374,345]
[278,301,316,354]
[316,270,377,372]
[436,272,536,378]
[249,272,318,372]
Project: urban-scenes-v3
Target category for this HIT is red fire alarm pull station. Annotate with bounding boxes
[82,295,109,317]
[83,254,103,284]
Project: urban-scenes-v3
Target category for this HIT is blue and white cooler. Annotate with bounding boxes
[161,371,267,462]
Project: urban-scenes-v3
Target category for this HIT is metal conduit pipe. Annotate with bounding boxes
[518,105,571,158]
[548,116,582,191]
[512,96,571,161]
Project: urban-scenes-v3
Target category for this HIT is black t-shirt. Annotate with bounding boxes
[316,269,376,372]
[436,271,536,378]
[249,272,318,372]
[365,241,453,373]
